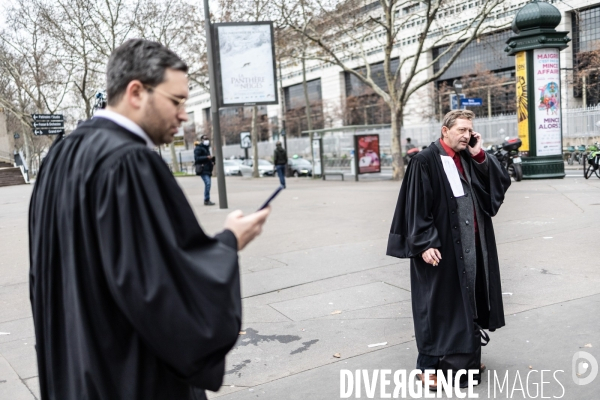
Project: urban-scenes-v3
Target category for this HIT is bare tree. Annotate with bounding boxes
[0,0,72,172]
[281,0,507,180]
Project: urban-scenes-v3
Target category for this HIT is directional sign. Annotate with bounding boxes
[31,114,64,135]
[34,128,65,136]
[33,121,65,129]
[31,114,64,121]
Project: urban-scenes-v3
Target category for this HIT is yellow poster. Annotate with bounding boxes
[516,51,529,151]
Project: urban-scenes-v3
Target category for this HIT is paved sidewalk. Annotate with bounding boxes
[1,174,599,399]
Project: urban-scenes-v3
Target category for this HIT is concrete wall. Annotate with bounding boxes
[0,110,14,163]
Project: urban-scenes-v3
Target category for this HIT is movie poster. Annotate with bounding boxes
[533,48,562,156]
[515,51,530,152]
[355,134,381,174]
[216,23,277,106]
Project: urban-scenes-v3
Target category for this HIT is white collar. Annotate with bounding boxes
[93,109,155,149]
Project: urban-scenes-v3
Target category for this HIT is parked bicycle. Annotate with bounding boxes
[583,143,600,179]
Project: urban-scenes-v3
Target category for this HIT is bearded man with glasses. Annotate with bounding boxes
[29,38,270,400]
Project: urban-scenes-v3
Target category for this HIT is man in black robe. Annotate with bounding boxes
[29,39,270,400]
[387,110,511,389]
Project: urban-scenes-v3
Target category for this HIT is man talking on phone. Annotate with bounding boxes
[29,39,270,400]
[387,110,510,390]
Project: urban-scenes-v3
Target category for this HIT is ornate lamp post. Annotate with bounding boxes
[505,0,571,179]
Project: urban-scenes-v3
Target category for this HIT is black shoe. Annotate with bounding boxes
[204,201,215,206]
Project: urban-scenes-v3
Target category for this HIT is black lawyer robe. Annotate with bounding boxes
[386,143,511,356]
[29,117,241,400]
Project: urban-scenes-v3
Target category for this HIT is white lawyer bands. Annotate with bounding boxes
[440,155,465,198]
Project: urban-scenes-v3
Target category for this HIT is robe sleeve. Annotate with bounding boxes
[387,156,441,258]
[470,152,511,217]
[93,148,241,391]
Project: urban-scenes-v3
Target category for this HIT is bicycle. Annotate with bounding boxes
[583,143,600,179]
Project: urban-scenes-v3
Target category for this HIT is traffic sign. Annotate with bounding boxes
[31,114,64,121]
[450,94,466,110]
[34,128,65,136]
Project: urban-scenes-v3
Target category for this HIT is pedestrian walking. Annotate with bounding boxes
[29,38,270,400]
[387,110,511,390]
[273,141,288,188]
[195,135,215,205]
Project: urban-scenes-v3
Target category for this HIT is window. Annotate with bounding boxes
[572,5,600,104]
[432,29,513,81]
[283,79,324,136]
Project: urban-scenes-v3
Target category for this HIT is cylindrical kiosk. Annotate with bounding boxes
[505,0,571,179]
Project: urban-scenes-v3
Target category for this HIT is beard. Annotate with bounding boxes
[140,97,172,145]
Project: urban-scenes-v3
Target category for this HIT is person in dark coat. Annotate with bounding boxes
[29,38,270,400]
[194,135,215,205]
[273,141,288,188]
[387,110,511,390]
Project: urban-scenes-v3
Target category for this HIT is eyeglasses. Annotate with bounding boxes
[144,85,187,110]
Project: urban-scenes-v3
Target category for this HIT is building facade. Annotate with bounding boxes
[184,0,600,147]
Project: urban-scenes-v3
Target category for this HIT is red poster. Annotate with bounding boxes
[355,134,381,174]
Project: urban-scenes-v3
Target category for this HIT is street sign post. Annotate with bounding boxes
[31,114,65,136]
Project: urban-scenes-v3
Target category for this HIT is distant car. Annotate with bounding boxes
[240,159,275,177]
[223,160,242,176]
[288,158,312,177]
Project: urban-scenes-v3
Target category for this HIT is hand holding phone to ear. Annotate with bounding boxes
[468,132,483,156]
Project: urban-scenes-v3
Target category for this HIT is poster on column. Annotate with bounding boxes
[215,22,278,107]
[533,48,562,156]
[515,51,529,152]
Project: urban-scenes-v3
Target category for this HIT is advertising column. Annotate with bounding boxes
[533,48,562,157]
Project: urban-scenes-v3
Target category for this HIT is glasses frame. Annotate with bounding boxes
[143,84,187,110]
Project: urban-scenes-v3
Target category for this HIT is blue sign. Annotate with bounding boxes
[462,98,483,106]
[450,94,466,110]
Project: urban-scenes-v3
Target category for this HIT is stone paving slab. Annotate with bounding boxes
[213,293,600,399]
[269,281,411,321]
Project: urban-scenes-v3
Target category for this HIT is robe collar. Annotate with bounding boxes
[434,139,471,184]
[93,109,155,149]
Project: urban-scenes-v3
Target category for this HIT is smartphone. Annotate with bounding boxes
[468,134,478,148]
[257,186,284,211]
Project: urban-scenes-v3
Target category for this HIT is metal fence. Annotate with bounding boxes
[563,105,600,145]
[164,107,600,169]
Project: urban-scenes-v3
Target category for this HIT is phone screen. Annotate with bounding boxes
[257,186,284,211]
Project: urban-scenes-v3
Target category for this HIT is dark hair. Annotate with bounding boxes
[106,39,188,106]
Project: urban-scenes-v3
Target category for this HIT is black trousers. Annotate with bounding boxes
[416,238,488,372]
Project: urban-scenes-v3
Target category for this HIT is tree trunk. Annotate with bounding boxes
[22,129,34,176]
[170,142,180,173]
[251,105,259,178]
[301,55,314,170]
[390,107,405,181]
